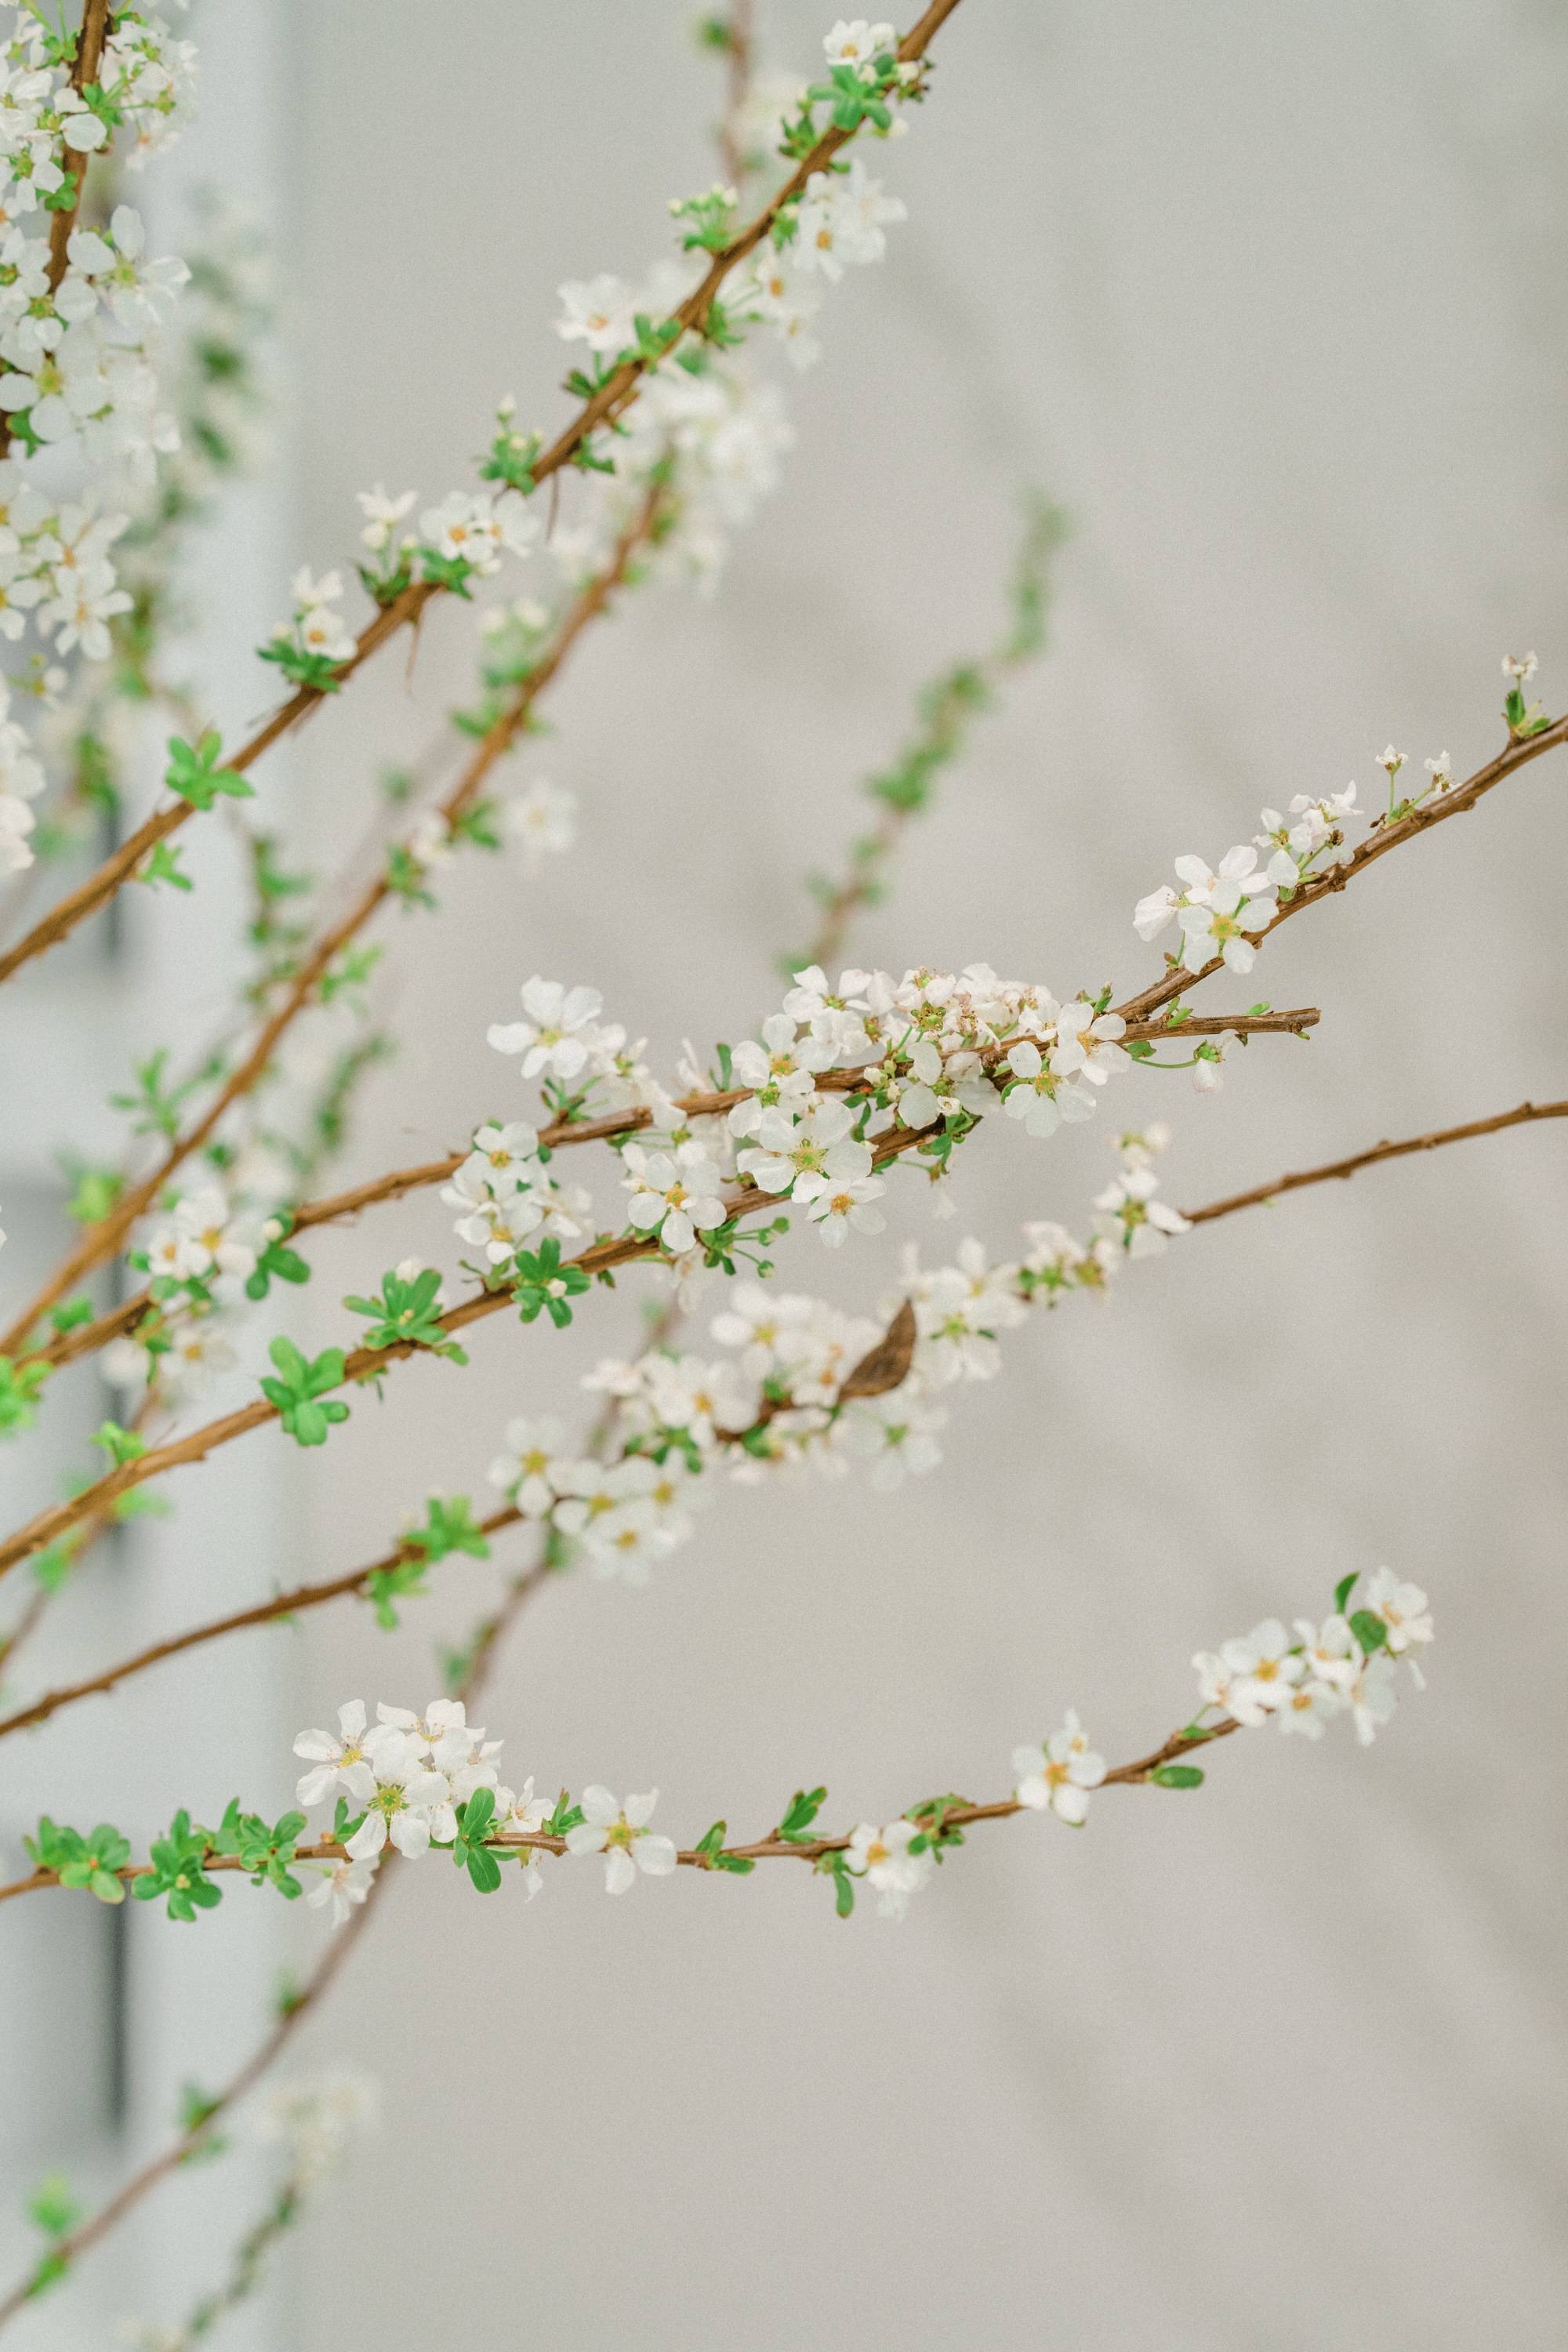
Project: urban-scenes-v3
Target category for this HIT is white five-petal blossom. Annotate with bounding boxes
[564,1786,677,1893]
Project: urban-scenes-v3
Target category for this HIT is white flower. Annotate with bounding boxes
[503,776,576,873]
[1502,652,1537,683]
[738,1097,871,1200]
[1013,1710,1106,1824]
[488,975,606,1082]
[579,1504,679,1584]
[343,1732,452,1861]
[803,1169,886,1247]
[1364,1567,1434,1677]
[1218,1620,1304,1725]
[823,20,896,71]
[467,1119,540,1182]
[293,1700,376,1809]
[552,1453,659,1538]
[1001,1038,1098,1138]
[1424,751,1453,790]
[1348,1651,1399,1745]
[1293,1613,1359,1695]
[487,1414,573,1516]
[727,1011,831,1136]
[357,482,416,553]
[844,1817,933,1918]
[1049,1001,1129,1086]
[564,1786,677,1893]
[622,1140,728,1255]
[306,1853,379,1928]
[491,1777,552,1897]
[1375,743,1406,779]
[1275,1679,1343,1739]
[1174,848,1278,974]
[1093,1167,1190,1258]
[556,273,637,354]
[837,1392,945,1490]
[419,489,534,575]
[793,158,906,283]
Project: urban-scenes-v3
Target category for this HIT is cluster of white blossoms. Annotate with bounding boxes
[285,1570,1429,1929]
[0,6,194,473]
[256,2066,377,2189]
[270,487,537,682]
[1133,728,1481,1000]
[477,1131,1186,1585]
[470,962,1141,1288]
[105,1183,278,1406]
[0,665,43,872]
[292,1696,677,1907]
[1193,1569,1435,1745]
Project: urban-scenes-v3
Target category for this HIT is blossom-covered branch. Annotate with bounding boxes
[0,1561,1434,1912]
[0,0,966,989]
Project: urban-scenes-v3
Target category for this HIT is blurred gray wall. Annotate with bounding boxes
[267,3,1566,2346]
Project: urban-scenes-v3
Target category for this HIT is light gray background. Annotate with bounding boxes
[13,2,1568,2347]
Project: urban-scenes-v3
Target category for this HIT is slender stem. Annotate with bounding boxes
[0,0,967,993]
[1179,1097,1568,1225]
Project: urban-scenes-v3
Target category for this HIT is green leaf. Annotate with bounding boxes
[778,1785,826,1842]
[1349,1609,1388,1656]
[164,731,252,813]
[136,840,193,891]
[1149,1764,1205,1789]
[343,1266,465,1360]
[260,1338,349,1446]
[27,2174,79,2241]
[1333,1572,1359,1617]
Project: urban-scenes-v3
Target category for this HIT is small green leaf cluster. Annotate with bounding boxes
[693,1820,755,1873]
[24,1817,132,1904]
[0,1352,50,1438]
[215,1801,308,1896]
[257,639,344,694]
[22,2173,79,2301]
[367,1496,490,1628]
[132,1809,223,1922]
[245,1218,310,1302]
[343,1265,466,1362]
[512,1236,591,1327]
[110,1046,226,1142]
[164,730,252,811]
[260,1338,349,1446]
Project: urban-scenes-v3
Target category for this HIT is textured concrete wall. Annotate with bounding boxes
[270,4,1567,2345]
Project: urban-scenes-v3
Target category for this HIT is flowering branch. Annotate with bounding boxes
[1116,707,1568,1027]
[0,1557,1434,1913]
[0,486,668,1359]
[0,0,967,992]
[8,1003,1311,1385]
[5,1081,1540,1737]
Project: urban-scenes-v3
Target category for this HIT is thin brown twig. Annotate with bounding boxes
[1179,1097,1568,1225]
[0,0,966,995]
